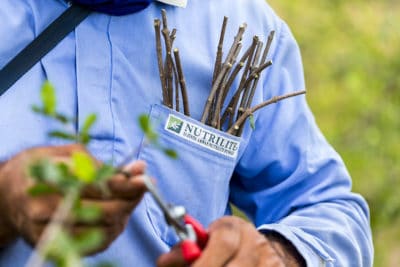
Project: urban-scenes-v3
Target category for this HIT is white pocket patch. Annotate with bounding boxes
[165,114,240,159]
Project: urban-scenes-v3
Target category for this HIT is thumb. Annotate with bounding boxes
[157,244,186,267]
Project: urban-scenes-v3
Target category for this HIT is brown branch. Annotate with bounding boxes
[243,61,273,120]
[202,23,247,125]
[174,48,190,116]
[170,28,177,46]
[260,30,275,64]
[227,90,306,135]
[236,36,258,95]
[219,45,252,126]
[212,16,228,86]
[154,19,167,106]
[225,23,247,67]
[172,58,180,112]
[211,43,243,129]
[161,9,168,29]
[200,62,232,123]
[222,36,258,127]
[161,10,173,108]
[238,39,263,118]
[221,50,266,128]
[219,45,252,105]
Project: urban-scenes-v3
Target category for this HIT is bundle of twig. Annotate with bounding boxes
[201,17,306,136]
[154,11,306,137]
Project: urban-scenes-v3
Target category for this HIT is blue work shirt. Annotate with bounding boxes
[0,0,373,266]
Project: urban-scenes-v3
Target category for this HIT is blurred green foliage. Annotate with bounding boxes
[267,0,400,265]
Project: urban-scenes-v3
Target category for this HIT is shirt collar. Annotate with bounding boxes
[156,0,187,8]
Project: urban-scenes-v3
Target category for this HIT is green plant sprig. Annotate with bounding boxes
[27,81,177,267]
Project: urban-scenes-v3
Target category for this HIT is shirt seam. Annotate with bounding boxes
[106,16,117,165]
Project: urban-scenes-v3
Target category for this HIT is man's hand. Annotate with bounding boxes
[157,216,305,267]
[0,144,147,253]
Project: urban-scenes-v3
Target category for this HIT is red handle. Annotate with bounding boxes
[180,215,209,264]
[184,215,209,248]
[181,240,202,264]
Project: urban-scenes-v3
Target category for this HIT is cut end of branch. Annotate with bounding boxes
[161,9,168,28]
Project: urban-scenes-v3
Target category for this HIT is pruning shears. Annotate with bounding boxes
[117,151,208,263]
[141,174,209,264]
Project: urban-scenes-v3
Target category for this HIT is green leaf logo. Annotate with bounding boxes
[167,116,183,134]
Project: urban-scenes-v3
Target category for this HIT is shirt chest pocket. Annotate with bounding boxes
[138,104,242,246]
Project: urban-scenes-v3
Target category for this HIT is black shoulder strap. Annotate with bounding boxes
[0,5,91,97]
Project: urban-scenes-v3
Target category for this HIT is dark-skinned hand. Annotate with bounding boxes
[157,216,305,267]
[0,144,147,253]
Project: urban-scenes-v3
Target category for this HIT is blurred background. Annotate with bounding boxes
[266,0,400,266]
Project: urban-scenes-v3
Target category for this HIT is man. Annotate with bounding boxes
[0,0,373,266]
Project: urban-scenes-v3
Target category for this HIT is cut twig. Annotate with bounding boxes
[221,36,259,127]
[161,9,174,108]
[212,16,228,86]
[154,19,168,106]
[220,45,252,104]
[238,39,263,118]
[212,43,242,129]
[170,28,177,46]
[227,90,306,135]
[236,36,258,96]
[173,59,180,112]
[221,52,268,129]
[201,62,233,123]
[201,24,247,124]
[174,48,190,116]
[260,30,275,64]
[241,30,275,113]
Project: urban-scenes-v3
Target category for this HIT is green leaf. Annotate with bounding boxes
[73,229,104,255]
[95,164,116,182]
[79,133,90,145]
[29,159,62,184]
[41,81,56,116]
[54,113,70,124]
[249,114,255,130]
[74,204,101,223]
[28,183,59,196]
[48,131,77,141]
[93,262,115,267]
[163,148,178,159]
[139,114,151,133]
[81,113,97,135]
[72,152,96,183]
[45,230,82,267]
[31,105,43,114]
[138,114,158,142]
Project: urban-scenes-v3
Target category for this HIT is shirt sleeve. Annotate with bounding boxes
[229,19,373,267]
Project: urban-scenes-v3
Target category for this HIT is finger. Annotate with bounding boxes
[68,224,127,255]
[157,245,186,267]
[25,194,62,224]
[192,217,242,267]
[225,223,284,267]
[81,161,147,200]
[121,160,147,176]
[77,199,136,226]
[107,172,147,200]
